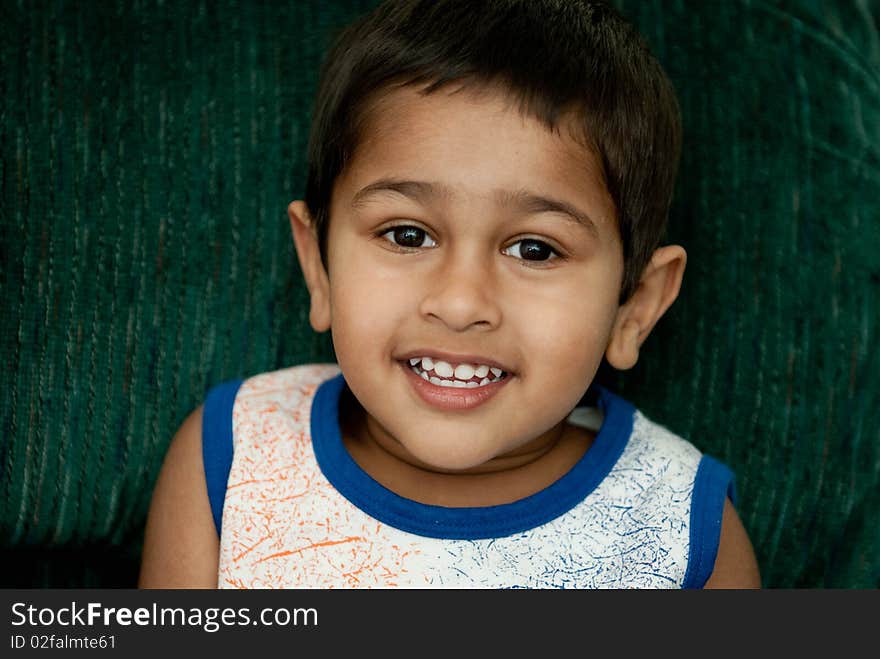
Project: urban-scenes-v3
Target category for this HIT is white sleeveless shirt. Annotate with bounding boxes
[202,364,734,588]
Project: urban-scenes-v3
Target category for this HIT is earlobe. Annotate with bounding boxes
[288,200,332,332]
[606,318,641,370]
[605,245,687,371]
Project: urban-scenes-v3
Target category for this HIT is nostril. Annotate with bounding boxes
[418,279,502,331]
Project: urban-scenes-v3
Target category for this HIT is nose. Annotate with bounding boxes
[418,247,502,331]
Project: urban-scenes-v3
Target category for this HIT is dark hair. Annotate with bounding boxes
[303,0,681,303]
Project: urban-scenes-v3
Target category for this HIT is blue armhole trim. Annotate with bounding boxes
[201,379,244,537]
[682,455,737,589]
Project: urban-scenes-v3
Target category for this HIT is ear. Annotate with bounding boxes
[605,245,687,370]
[288,200,331,332]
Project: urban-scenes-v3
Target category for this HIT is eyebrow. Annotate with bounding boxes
[350,177,600,239]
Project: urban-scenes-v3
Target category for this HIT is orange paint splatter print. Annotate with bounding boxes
[213,364,724,589]
[219,365,423,588]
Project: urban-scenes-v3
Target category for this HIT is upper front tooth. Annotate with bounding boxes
[421,356,435,371]
[474,364,490,378]
[454,363,475,380]
[433,360,454,378]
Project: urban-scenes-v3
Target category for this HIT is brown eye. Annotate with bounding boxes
[503,239,558,261]
[381,226,437,249]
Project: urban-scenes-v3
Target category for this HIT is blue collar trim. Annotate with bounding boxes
[310,373,634,540]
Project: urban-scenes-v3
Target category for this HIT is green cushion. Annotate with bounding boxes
[2,0,878,587]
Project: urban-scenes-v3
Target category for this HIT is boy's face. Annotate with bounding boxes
[303,83,627,470]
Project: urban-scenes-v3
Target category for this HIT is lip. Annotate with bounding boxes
[399,360,511,411]
[397,349,512,373]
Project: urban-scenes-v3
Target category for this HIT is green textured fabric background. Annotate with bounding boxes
[1,0,878,588]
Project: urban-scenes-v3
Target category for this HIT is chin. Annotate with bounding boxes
[405,439,499,473]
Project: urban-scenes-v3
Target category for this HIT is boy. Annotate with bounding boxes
[140,0,761,588]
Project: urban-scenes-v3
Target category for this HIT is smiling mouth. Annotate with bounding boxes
[403,356,509,388]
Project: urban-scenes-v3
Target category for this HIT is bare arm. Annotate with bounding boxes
[703,498,762,589]
[138,405,220,588]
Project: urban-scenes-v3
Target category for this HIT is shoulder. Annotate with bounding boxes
[139,366,342,588]
[235,363,342,400]
[608,397,760,587]
[613,406,704,491]
[595,387,703,470]
[703,498,762,588]
[217,363,342,456]
[633,416,760,588]
[139,404,219,588]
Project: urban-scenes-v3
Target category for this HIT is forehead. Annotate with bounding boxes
[335,83,618,236]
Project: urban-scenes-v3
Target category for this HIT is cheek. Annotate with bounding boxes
[524,310,609,375]
[508,276,618,384]
[329,283,382,351]
[326,252,411,355]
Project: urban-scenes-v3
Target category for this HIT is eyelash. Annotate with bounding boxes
[502,239,561,263]
[375,224,563,264]
[378,225,438,250]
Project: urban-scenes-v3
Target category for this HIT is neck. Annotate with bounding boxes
[338,387,594,507]
[362,410,566,475]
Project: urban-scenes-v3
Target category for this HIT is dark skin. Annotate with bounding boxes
[137,389,760,588]
[338,384,761,589]
[338,385,597,507]
[139,84,761,589]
